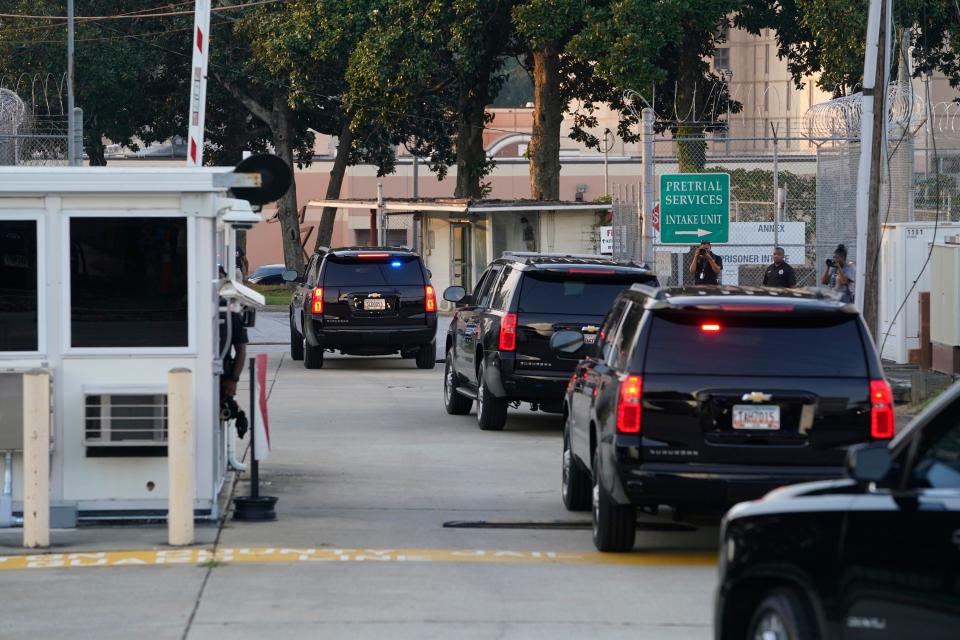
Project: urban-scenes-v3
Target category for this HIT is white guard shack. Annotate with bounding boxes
[0,167,262,524]
[307,198,613,302]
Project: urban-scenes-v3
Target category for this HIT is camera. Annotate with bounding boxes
[825,258,834,268]
[220,396,249,438]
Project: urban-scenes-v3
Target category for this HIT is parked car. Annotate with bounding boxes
[557,285,894,552]
[715,381,960,640]
[248,263,286,285]
[442,252,658,430]
[285,247,437,369]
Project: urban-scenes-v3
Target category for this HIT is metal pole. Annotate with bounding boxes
[412,155,419,199]
[377,182,385,246]
[603,129,610,198]
[22,370,50,548]
[72,107,83,165]
[854,0,884,312]
[67,0,75,165]
[641,108,655,266]
[772,123,780,249]
[248,357,258,499]
[167,368,194,546]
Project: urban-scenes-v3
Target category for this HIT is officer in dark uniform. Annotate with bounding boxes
[688,240,722,285]
[762,246,797,288]
[218,272,250,434]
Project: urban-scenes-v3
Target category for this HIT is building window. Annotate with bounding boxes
[70,217,188,348]
[764,45,770,74]
[714,48,730,73]
[786,82,792,111]
[764,82,770,111]
[0,220,38,352]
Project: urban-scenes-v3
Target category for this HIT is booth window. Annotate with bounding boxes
[0,220,39,352]
[70,217,188,348]
[84,393,168,457]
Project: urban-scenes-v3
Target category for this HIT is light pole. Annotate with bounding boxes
[601,128,614,197]
[67,0,75,165]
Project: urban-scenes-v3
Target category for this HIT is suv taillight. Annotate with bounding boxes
[499,313,517,351]
[311,287,323,314]
[616,375,643,434]
[870,379,894,439]
[425,285,437,313]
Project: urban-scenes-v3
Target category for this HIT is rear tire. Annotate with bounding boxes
[415,342,436,369]
[592,451,635,552]
[562,426,591,511]
[304,341,324,369]
[444,351,472,415]
[476,358,507,431]
[747,588,818,640]
[290,314,304,361]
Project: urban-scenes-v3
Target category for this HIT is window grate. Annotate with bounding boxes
[84,394,168,446]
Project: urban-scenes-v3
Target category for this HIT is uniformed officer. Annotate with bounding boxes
[762,247,797,288]
[688,241,722,285]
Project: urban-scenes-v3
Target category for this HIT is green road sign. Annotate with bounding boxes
[659,173,730,243]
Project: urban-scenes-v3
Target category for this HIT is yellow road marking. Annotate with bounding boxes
[0,547,717,571]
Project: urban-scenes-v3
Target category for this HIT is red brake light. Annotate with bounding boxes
[701,323,721,332]
[499,313,517,351]
[357,252,390,258]
[311,287,323,314]
[425,285,437,313]
[719,305,794,312]
[617,375,643,434]
[870,379,894,439]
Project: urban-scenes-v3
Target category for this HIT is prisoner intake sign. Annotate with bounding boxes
[659,173,730,244]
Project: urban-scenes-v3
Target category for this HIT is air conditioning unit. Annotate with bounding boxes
[83,386,168,453]
[930,243,960,372]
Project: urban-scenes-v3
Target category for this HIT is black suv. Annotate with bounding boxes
[285,247,437,369]
[442,253,658,430]
[715,381,960,640]
[557,285,894,552]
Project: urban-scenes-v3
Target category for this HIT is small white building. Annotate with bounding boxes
[0,167,262,524]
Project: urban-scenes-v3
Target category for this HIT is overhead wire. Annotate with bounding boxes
[0,0,284,22]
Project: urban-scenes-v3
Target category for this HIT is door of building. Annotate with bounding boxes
[450,221,472,291]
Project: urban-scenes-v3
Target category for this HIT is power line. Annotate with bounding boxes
[0,0,282,22]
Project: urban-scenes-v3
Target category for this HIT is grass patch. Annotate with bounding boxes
[248,283,293,306]
[198,559,224,569]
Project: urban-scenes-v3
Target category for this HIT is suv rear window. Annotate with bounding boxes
[322,255,424,287]
[517,272,657,314]
[642,312,868,377]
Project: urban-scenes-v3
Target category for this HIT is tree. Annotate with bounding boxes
[571,0,742,172]
[347,0,515,198]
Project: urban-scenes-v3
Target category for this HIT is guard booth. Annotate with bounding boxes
[0,166,264,525]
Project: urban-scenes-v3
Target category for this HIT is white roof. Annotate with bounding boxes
[0,166,237,194]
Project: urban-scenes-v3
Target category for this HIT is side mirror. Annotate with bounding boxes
[282,269,301,283]
[549,330,585,354]
[426,268,433,279]
[443,286,467,303]
[845,442,893,485]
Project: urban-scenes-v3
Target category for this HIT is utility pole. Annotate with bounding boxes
[854,0,889,340]
[66,0,75,165]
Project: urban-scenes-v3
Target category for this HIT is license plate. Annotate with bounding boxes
[583,334,597,345]
[3,255,27,268]
[363,298,386,311]
[732,405,781,430]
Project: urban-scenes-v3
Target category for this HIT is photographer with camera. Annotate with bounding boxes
[820,243,855,302]
[688,240,723,285]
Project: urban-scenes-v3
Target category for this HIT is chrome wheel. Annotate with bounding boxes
[562,443,571,502]
[753,611,788,640]
[444,361,454,404]
[592,479,600,531]
[477,374,485,415]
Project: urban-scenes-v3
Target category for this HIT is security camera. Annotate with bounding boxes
[216,197,262,230]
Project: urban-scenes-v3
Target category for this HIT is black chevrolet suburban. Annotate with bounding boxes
[442,252,658,430]
[285,247,437,369]
[557,285,894,552]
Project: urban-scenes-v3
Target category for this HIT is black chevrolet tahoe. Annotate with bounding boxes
[285,247,437,369]
[442,252,658,430]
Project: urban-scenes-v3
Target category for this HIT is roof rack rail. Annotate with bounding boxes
[629,282,667,299]
[500,251,650,268]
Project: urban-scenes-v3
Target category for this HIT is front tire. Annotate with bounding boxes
[415,342,436,369]
[747,588,818,640]
[290,313,304,361]
[476,358,507,431]
[304,340,324,369]
[444,351,472,415]
[592,451,635,552]
[562,425,591,511]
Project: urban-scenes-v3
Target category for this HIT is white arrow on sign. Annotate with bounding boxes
[674,228,713,237]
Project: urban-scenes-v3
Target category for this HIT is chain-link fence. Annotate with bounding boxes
[0,87,69,166]
[382,212,419,250]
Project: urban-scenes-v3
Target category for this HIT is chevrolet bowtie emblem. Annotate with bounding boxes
[742,392,772,403]
[581,325,599,334]
[368,292,382,298]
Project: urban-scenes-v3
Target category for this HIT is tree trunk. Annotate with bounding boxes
[86,131,106,166]
[674,31,706,173]
[270,95,305,271]
[454,82,490,199]
[529,46,562,200]
[314,120,354,252]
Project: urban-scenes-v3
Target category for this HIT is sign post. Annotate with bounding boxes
[658,173,730,244]
[186,0,211,167]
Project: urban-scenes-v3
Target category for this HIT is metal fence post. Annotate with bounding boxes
[71,107,83,166]
[22,370,50,549]
[641,108,655,265]
[167,368,194,546]
[772,125,780,249]
[377,183,385,246]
